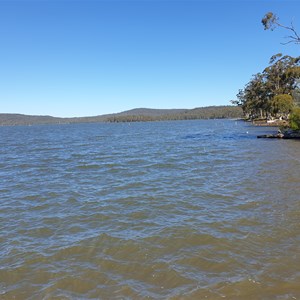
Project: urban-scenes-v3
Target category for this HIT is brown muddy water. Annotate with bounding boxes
[0,120,299,299]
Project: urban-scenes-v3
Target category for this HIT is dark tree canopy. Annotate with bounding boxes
[232,53,300,119]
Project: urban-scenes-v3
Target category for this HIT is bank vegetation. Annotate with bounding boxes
[232,12,300,131]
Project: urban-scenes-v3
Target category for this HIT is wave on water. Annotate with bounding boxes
[0,120,300,299]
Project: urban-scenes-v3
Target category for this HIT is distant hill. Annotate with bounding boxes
[105,106,243,122]
[0,106,243,126]
[117,108,187,117]
[0,113,110,126]
[0,114,64,126]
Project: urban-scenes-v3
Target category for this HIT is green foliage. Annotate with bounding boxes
[292,87,300,106]
[233,11,300,130]
[289,108,300,130]
[271,94,294,116]
[233,54,300,119]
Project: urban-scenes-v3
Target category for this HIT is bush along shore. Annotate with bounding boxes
[250,118,300,139]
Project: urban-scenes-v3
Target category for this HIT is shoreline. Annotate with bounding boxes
[248,119,300,139]
[249,119,289,127]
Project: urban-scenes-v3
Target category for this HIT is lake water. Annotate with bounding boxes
[0,119,300,299]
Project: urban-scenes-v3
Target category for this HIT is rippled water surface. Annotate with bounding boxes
[1,120,300,299]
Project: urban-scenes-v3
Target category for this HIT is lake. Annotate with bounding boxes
[0,119,299,299]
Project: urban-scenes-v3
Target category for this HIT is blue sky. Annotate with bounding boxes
[0,0,299,117]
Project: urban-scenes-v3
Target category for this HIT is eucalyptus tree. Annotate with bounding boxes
[262,12,300,45]
[263,54,300,97]
[231,12,300,125]
[234,72,269,118]
[233,54,300,119]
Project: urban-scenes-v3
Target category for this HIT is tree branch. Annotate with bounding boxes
[262,12,300,45]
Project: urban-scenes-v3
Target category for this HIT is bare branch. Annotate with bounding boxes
[262,12,300,45]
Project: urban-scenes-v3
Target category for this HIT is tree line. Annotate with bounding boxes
[232,12,300,129]
[0,106,243,126]
[106,106,242,122]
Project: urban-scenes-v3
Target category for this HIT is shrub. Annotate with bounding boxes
[271,94,294,116]
[289,107,300,130]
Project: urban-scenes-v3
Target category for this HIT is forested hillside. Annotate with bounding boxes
[0,106,242,126]
[106,106,242,122]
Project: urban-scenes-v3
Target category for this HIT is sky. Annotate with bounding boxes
[0,0,299,117]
